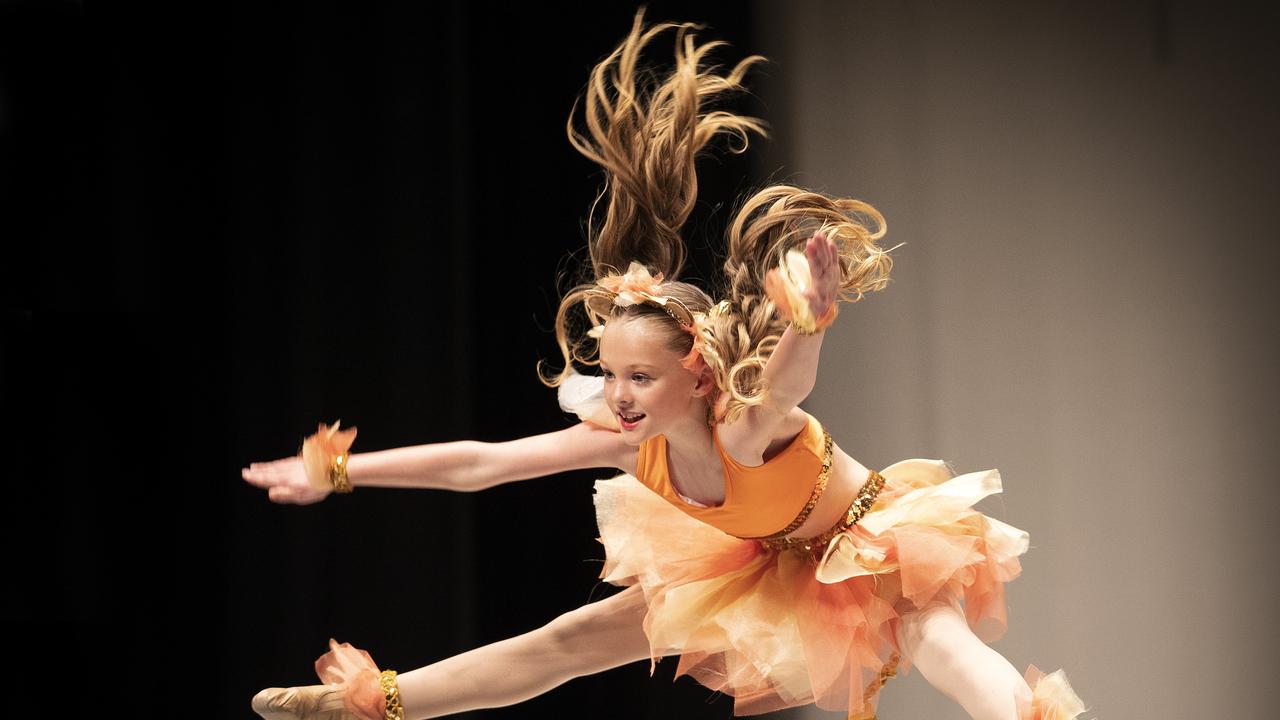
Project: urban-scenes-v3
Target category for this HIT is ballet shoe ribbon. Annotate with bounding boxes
[314,638,387,720]
[1019,665,1088,720]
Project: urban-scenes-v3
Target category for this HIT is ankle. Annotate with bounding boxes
[378,670,404,720]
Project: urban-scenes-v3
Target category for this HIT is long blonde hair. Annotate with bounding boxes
[540,8,896,423]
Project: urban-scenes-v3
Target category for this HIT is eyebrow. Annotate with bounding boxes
[601,362,659,371]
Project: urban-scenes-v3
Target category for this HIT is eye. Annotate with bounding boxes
[631,374,650,383]
[602,369,615,380]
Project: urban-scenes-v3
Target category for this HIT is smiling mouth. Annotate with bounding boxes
[618,411,646,427]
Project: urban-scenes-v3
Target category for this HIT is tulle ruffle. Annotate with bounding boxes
[313,638,386,720]
[593,458,1031,718]
[1021,665,1089,720]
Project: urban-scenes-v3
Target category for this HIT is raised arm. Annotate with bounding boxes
[760,230,839,411]
[715,231,840,460]
[760,326,826,412]
[242,421,634,504]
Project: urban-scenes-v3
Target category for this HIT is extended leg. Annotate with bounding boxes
[898,594,1032,720]
[397,583,653,719]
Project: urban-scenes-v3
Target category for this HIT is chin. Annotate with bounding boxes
[620,434,647,447]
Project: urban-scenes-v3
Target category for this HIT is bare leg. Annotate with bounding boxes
[397,583,653,719]
[899,594,1032,720]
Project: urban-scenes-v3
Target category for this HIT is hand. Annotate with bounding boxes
[803,230,839,319]
[241,455,331,505]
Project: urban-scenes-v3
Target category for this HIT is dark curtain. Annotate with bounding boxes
[1,1,804,718]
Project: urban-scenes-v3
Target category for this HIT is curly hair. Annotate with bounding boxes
[539,8,896,424]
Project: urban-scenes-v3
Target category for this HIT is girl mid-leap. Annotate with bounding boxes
[243,10,1088,720]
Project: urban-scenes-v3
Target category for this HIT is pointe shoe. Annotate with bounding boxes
[1020,666,1088,720]
[251,684,359,720]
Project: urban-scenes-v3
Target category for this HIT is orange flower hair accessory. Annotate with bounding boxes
[680,301,735,423]
[764,249,838,334]
[678,299,730,375]
[590,261,695,328]
[300,420,358,493]
[588,261,713,378]
[678,314,708,374]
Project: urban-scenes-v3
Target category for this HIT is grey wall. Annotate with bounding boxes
[753,2,1279,718]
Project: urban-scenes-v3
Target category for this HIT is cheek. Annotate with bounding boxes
[646,386,679,412]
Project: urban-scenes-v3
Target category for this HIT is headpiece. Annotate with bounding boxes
[585,261,709,375]
[586,262,694,329]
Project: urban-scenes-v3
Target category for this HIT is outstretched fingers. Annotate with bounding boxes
[813,230,836,276]
[242,456,296,486]
[241,464,281,488]
[803,230,839,314]
[268,485,301,503]
[241,456,329,504]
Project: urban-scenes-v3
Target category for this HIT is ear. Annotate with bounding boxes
[691,366,717,398]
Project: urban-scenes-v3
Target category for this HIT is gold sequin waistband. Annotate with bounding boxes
[750,466,888,559]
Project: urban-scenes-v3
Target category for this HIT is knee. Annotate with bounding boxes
[900,598,969,667]
[540,586,648,675]
[543,602,606,655]
[902,608,1031,720]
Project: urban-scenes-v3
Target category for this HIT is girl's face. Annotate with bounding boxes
[599,317,709,445]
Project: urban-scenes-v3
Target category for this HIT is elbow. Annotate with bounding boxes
[453,440,493,492]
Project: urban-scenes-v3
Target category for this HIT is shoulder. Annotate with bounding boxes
[487,422,638,480]
[716,404,811,466]
[571,421,640,475]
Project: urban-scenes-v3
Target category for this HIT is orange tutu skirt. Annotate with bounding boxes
[592,458,1033,719]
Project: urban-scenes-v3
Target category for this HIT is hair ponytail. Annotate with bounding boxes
[542,11,899,418]
[542,8,767,388]
[565,8,767,281]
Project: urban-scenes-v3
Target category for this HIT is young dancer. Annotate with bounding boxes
[243,11,1087,720]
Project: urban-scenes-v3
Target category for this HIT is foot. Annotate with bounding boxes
[251,684,358,720]
[1020,666,1087,720]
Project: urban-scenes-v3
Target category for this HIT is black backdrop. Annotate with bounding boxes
[2,2,808,718]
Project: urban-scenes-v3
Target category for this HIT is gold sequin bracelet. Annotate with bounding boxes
[331,452,353,494]
[791,303,839,336]
[379,669,403,720]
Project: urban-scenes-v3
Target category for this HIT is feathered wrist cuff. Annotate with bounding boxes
[300,420,358,493]
[764,249,839,335]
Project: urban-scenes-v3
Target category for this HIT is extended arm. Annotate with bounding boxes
[350,421,633,491]
[242,421,632,503]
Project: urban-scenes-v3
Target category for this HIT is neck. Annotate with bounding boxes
[661,403,716,468]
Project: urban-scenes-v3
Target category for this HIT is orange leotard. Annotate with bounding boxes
[633,411,830,539]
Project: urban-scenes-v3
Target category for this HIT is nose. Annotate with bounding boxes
[610,379,632,409]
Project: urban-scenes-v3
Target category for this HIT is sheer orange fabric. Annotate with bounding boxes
[594,457,1040,718]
